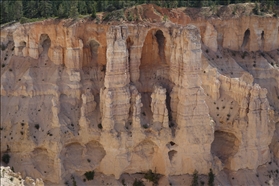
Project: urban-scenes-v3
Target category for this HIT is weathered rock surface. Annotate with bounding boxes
[0,166,44,186]
[0,3,278,186]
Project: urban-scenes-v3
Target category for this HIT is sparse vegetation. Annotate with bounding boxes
[241,51,248,59]
[200,180,205,186]
[191,170,199,186]
[127,11,134,21]
[144,169,160,185]
[71,176,77,186]
[103,9,125,21]
[1,44,6,51]
[208,169,215,186]
[253,2,261,15]
[98,123,103,129]
[143,124,148,129]
[122,178,126,186]
[133,179,144,186]
[163,14,168,22]
[2,154,10,164]
[84,170,94,181]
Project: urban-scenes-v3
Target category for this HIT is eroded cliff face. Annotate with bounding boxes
[0,4,279,185]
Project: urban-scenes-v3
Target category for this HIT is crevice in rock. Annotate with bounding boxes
[166,91,172,122]
[126,37,133,65]
[261,31,264,51]
[241,29,250,51]
[140,92,153,128]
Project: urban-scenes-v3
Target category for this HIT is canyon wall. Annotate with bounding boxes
[1,5,279,185]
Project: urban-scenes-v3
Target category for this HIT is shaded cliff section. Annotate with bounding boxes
[0,7,279,186]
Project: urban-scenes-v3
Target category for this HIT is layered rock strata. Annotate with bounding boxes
[0,8,278,185]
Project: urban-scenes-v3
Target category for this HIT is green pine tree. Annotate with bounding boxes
[78,0,87,15]
[39,1,52,18]
[0,1,9,23]
[58,3,66,18]
[191,170,199,186]
[92,5,97,19]
[208,169,215,186]
[25,0,38,18]
[14,0,23,20]
[69,2,79,18]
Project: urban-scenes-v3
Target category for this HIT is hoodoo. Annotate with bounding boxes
[1,2,279,186]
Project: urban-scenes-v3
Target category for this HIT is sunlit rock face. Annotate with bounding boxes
[0,6,278,185]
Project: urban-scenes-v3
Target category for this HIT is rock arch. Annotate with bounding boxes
[138,28,174,128]
[140,29,167,71]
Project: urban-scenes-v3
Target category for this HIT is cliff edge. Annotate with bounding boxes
[1,3,279,186]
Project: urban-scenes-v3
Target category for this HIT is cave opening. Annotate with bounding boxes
[18,41,26,56]
[241,29,250,51]
[138,29,173,128]
[211,131,240,165]
[39,34,51,57]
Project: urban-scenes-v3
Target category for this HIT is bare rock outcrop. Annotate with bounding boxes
[0,166,44,186]
[0,4,278,185]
